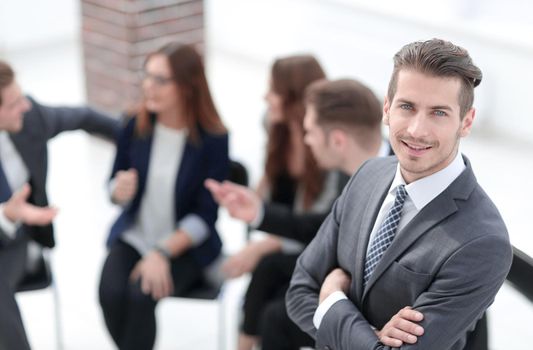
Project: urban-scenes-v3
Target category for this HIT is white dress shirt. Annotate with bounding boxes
[0,131,29,237]
[313,152,466,329]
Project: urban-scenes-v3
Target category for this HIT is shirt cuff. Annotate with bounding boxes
[248,202,265,229]
[0,203,19,239]
[178,214,209,247]
[279,237,305,253]
[313,291,348,329]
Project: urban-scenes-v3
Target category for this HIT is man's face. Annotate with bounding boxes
[303,104,339,170]
[384,69,474,183]
[0,81,31,132]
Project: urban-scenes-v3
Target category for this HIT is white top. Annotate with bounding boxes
[313,152,466,329]
[0,131,29,237]
[122,123,190,255]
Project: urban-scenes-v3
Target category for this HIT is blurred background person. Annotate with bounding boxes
[98,42,229,350]
[0,59,119,349]
[207,78,387,349]
[218,55,344,350]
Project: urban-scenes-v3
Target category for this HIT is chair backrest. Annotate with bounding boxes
[16,249,52,293]
[506,246,533,302]
[228,160,248,187]
[182,159,249,300]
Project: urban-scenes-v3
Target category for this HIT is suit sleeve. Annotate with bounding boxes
[313,234,512,350]
[285,171,355,339]
[257,203,327,245]
[29,97,120,141]
[109,119,135,180]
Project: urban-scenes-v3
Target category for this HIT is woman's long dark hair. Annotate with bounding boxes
[264,55,326,209]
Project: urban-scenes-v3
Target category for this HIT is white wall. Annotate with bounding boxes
[207,0,533,149]
[0,0,80,53]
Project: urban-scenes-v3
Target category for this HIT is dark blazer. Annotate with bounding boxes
[258,172,350,245]
[0,96,119,248]
[107,117,229,268]
[259,145,393,245]
[286,155,512,350]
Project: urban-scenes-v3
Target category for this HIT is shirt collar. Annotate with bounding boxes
[390,152,466,210]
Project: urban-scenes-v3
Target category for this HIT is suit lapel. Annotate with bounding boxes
[361,157,476,301]
[353,163,395,302]
[174,140,199,217]
[0,160,12,202]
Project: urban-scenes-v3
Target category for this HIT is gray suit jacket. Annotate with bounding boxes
[286,155,512,350]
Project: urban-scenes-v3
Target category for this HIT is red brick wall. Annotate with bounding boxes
[81,0,204,113]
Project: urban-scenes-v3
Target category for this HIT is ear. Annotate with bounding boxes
[383,96,390,126]
[329,129,346,149]
[460,108,475,137]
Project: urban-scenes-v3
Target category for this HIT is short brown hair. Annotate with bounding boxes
[0,60,15,106]
[387,38,482,118]
[305,78,382,131]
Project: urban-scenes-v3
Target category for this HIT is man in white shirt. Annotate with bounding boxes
[0,60,118,349]
[285,39,512,350]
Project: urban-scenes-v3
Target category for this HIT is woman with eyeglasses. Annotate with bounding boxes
[98,42,229,350]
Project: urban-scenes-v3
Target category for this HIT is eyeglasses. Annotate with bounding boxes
[139,71,174,86]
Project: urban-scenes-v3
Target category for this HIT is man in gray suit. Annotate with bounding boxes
[286,38,513,350]
[0,60,119,349]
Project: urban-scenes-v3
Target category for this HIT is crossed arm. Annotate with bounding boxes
[286,196,512,349]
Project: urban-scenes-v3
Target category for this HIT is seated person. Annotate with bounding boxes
[0,59,119,350]
[207,78,386,349]
[211,55,336,350]
[98,42,229,350]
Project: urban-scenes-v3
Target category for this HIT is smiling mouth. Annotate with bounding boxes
[402,140,432,152]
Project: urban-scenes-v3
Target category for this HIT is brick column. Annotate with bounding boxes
[81,0,204,113]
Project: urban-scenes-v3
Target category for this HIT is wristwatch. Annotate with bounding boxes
[154,243,172,260]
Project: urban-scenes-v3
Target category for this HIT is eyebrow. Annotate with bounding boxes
[395,98,453,111]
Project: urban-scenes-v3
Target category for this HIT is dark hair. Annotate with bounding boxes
[136,42,226,141]
[0,60,15,106]
[387,38,482,118]
[305,78,382,140]
[265,55,326,209]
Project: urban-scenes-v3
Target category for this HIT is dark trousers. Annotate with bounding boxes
[0,237,31,350]
[465,313,488,350]
[0,275,31,350]
[261,299,314,350]
[99,240,203,350]
[242,252,297,336]
[241,252,314,349]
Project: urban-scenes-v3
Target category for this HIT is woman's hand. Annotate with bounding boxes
[130,251,174,300]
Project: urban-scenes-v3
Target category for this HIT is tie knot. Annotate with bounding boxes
[395,184,408,204]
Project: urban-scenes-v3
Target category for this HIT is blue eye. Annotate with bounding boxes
[400,104,412,110]
[433,110,447,117]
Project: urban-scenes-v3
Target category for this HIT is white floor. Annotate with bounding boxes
[6,19,533,350]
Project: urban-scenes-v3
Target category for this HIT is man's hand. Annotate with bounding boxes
[112,169,138,205]
[130,251,174,300]
[376,306,425,347]
[204,179,260,223]
[319,268,351,303]
[3,184,57,225]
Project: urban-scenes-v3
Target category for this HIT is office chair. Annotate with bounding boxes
[16,247,63,350]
